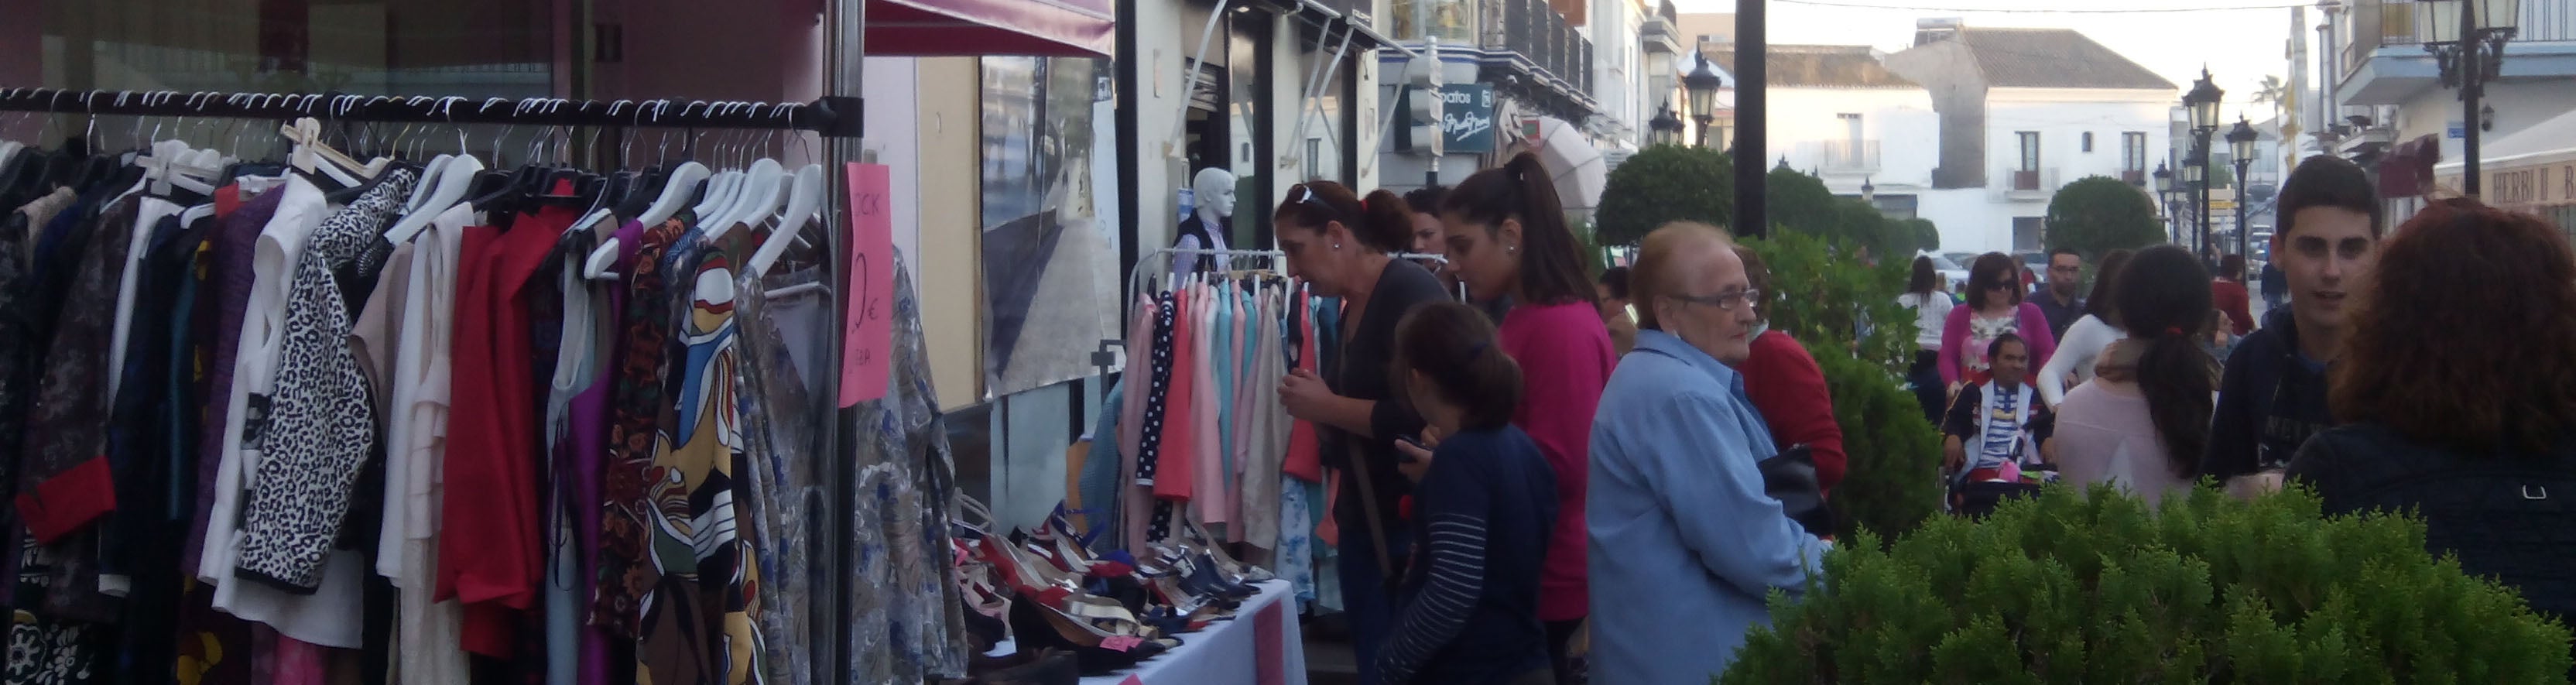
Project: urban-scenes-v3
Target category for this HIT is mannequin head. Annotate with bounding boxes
[1193,168,1238,221]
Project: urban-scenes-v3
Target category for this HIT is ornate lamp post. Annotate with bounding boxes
[1684,55,1725,149]
[2226,118,2259,257]
[2420,0,2521,195]
[1649,103,1684,147]
[2184,69,2225,255]
[2153,160,2177,243]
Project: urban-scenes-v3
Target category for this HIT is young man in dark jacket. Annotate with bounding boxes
[2200,156,2382,493]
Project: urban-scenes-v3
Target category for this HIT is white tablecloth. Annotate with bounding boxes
[991,579,1307,685]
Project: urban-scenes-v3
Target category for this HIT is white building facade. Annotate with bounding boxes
[1886,20,2176,255]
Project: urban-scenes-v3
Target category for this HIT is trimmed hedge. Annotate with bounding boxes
[1721,485,2575,683]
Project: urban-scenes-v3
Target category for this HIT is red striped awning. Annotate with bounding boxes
[867,0,1114,58]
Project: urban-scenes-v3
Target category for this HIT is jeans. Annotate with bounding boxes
[1909,349,1947,426]
[1340,522,1410,685]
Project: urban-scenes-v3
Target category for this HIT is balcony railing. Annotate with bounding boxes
[2344,0,2576,79]
[1800,139,1881,173]
[1999,166,2061,200]
[1477,0,1593,94]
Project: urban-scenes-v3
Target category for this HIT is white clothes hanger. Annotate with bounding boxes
[707,157,784,241]
[383,155,482,244]
[406,154,456,214]
[743,163,824,278]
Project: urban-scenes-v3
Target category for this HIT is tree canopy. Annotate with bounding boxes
[1595,145,1732,246]
[2044,176,2166,259]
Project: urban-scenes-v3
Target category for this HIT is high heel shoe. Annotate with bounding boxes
[1008,590,1180,676]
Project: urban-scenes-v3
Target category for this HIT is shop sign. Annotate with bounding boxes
[2483,161,2576,210]
[1440,84,1498,152]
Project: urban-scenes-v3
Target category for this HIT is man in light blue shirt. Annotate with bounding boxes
[1588,223,1831,684]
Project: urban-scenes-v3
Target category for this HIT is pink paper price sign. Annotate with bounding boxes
[839,163,894,407]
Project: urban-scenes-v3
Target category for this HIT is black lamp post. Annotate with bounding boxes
[2421,0,2520,196]
[2183,69,2225,255]
[1649,102,1684,147]
[2153,160,2177,243]
[1684,55,1725,149]
[2226,117,2258,257]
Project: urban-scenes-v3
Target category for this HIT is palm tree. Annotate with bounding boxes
[2253,75,2290,121]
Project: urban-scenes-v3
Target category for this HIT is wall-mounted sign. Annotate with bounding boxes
[1440,84,1498,152]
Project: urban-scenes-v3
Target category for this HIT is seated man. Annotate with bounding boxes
[1941,333,2055,516]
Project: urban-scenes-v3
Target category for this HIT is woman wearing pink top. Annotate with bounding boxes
[1420,152,1615,683]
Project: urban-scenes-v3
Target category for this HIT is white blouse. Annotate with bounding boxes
[2038,314,2126,407]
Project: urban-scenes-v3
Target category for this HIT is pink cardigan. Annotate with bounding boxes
[1497,302,1616,622]
[1937,301,2058,385]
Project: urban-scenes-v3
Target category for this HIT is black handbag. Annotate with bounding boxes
[1759,444,1838,536]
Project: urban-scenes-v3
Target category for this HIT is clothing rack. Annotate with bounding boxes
[0,87,865,138]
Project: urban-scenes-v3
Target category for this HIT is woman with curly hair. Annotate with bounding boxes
[2287,198,2576,654]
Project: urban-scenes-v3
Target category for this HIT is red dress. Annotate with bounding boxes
[437,207,577,656]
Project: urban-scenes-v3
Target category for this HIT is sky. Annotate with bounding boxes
[1674,0,2308,123]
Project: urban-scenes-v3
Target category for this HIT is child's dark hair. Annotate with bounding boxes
[1440,152,1598,307]
[2276,155,2384,239]
[1275,180,1416,252]
[1392,301,1524,431]
[1986,331,2026,363]
[2113,245,2218,477]
[1600,266,1632,300]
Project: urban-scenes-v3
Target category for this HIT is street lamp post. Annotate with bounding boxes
[2153,161,2177,243]
[1649,102,1685,147]
[2184,69,2225,257]
[1684,55,1724,149]
[2181,157,2207,252]
[2227,118,2258,257]
[2420,0,2520,196]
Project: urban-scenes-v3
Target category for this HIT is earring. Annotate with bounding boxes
[1508,245,1518,253]
[1333,243,1342,250]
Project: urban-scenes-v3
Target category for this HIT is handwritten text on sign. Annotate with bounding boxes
[840,163,894,407]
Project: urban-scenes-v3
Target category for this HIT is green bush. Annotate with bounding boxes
[1597,145,1732,247]
[1721,485,2575,684]
[1742,230,1914,375]
[1906,217,1941,252]
[1811,341,1944,544]
[2045,176,2166,259]
[1743,230,1945,544]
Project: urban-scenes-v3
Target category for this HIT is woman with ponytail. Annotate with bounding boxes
[2049,245,2216,505]
[1272,180,1452,685]
[1434,152,1615,681]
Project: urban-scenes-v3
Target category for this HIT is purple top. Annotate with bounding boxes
[183,187,286,573]
[570,219,642,685]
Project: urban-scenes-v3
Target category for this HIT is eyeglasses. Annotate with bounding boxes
[1667,289,1762,312]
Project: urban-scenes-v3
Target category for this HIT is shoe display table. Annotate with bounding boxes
[990,579,1307,685]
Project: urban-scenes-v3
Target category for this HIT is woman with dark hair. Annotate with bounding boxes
[1435,152,1614,680]
[2288,198,2576,652]
[1270,180,1452,685]
[1377,302,1560,685]
[1402,185,1449,256]
[2049,245,2215,505]
[1733,245,1848,491]
[2036,248,2134,407]
[1938,252,2058,396]
[1900,255,1958,423]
